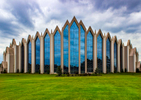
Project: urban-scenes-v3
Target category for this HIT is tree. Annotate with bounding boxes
[95,68,100,75]
[57,66,62,76]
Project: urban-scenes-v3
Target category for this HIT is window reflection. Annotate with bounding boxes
[28,41,31,73]
[80,25,85,73]
[35,37,40,73]
[97,34,103,73]
[63,25,68,73]
[21,43,24,73]
[106,38,111,73]
[87,31,93,72]
[114,42,117,73]
[70,22,79,74]
[54,31,61,72]
[44,34,50,73]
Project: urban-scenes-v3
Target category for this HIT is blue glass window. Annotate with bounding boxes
[106,38,111,73]
[97,34,103,73]
[54,31,61,72]
[80,25,85,73]
[28,41,31,73]
[87,31,93,72]
[63,25,68,73]
[114,42,117,73]
[44,34,50,73]
[70,22,79,74]
[21,43,24,73]
[120,45,122,72]
[35,37,40,73]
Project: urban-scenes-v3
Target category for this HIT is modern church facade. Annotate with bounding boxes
[1,17,141,74]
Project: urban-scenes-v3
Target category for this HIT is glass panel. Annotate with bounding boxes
[63,25,68,73]
[70,22,79,74]
[21,43,24,73]
[106,38,111,73]
[54,31,61,72]
[97,34,103,73]
[120,45,122,72]
[44,34,50,73]
[87,31,93,72]
[35,37,40,73]
[80,25,85,73]
[28,41,31,73]
[114,42,117,73]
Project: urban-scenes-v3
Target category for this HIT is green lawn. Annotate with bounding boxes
[0,73,141,100]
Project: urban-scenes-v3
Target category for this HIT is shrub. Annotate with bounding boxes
[66,72,70,76]
[95,68,99,75]
[21,69,24,73]
[38,69,40,74]
[125,68,127,72]
[17,69,19,73]
[136,68,140,73]
[28,69,31,73]
[121,69,123,73]
[75,71,78,76]
[47,69,50,74]
[57,66,62,76]
[4,69,7,73]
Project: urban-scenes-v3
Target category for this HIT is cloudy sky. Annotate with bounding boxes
[0,0,141,63]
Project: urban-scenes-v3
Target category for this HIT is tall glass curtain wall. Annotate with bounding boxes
[80,26,85,73]
[44,34,50,73]
[63,25,68,73]
[120,45,122,72]
[21,43,24,73]
[114,42,117,72]
[106,38,111,73]
[97,35,103,73]
[70,22,79,74]
[54,31,61,72]
[87,32,93,72]
[35,37,40,73]
[28,42,31,73]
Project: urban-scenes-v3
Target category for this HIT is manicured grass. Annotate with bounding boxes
[0,73,141,100]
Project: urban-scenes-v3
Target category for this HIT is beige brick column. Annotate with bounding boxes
[40,35,44,74]
[24,42,27,73]
[6,52,10,73]
[19,43,21,72]
[117,43,120,72]
[133,53,136,72]
[111,39,114,73]
[94,33,97,72]
[103,35,106,73]
[50,33,54,74]
[31,37,35,73]
[13,45,17,73]
[127,46,129,72]
[61,30,64,73]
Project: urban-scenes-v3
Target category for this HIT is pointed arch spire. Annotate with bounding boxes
[69,16,79,28]
[79,20,86,32]
[62,20,69,31]
[106,32,112,41]
[97,29,104,38]
[53,26,61,36]
[27,35,32,43]
[43,28,51,38]
[86,26,94,36]
[35,31,41,40]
